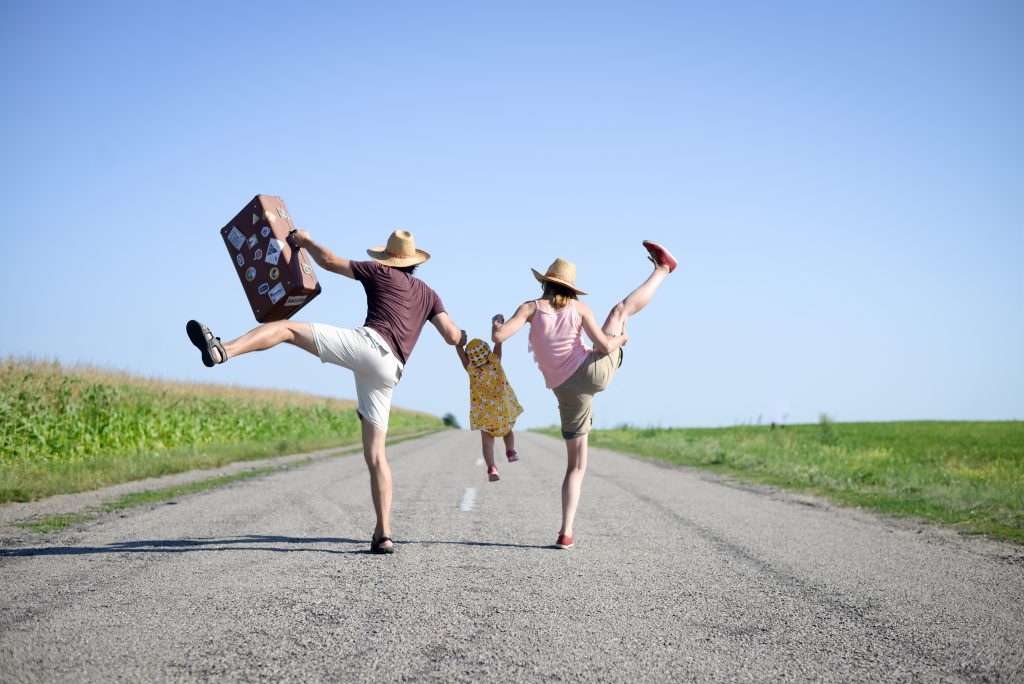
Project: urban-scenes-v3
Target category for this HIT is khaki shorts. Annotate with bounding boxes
[551,348,623,439]
[310,324,403,433]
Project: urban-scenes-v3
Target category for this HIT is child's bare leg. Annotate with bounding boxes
[480,432,496,468]
[502,432,518,462]
[210,321,318,363]
[602,264,670,337]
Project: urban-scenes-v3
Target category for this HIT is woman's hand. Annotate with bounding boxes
[492,303,532,343]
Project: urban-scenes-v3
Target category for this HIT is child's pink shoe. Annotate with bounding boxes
[487,465,500,482]
[506,450,519,463]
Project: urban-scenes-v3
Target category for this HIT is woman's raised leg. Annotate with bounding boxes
[601,263,670,337]
[601,240,677,337]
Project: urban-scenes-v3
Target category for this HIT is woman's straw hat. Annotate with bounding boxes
[465,338,492,368]
[367,230,431,267]
[531,257,587,295]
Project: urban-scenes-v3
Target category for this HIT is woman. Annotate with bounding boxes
[491,241,676,549]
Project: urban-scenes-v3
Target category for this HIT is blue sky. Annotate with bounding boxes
[2,1,1021,429]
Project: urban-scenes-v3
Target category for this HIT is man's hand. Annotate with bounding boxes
[429,313,466,346]
[285,230,355,278]
[288,229,311,249]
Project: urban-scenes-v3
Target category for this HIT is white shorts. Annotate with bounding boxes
[309,324,404,433]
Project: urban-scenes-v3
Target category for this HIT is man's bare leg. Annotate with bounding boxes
[201,321,319,363]
[361,420,394,551]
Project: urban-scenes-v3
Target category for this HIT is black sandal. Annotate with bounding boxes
[370,534,396,555]
[186,320,227,367]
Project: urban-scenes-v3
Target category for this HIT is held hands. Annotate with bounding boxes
[491,314,505,331]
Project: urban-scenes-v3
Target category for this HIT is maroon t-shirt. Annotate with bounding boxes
[350,260,445,365]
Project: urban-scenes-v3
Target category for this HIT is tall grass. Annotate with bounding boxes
[0,358,443,502]
[539,421,1024,543]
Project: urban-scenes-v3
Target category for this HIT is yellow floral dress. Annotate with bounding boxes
[465,339,523,437]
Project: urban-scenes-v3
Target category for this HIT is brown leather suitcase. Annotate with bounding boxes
[220,194,321,322]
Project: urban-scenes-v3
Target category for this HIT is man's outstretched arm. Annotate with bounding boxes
[430,312,467,347]
[288,230,355,279]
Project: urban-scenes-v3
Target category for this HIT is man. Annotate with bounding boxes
[186,229,466,554]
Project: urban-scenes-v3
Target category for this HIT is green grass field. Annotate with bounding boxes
[539,419,1024,544]
[0,358,443,503]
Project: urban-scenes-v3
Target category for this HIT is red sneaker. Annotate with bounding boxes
[554,534,574,549]
[506,450,519,463]
[642,240,678,273]
[487,465,500,482]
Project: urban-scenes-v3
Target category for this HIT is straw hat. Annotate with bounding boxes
[367,230,431,267]
[531,257,587,295]
[465,338,492,368]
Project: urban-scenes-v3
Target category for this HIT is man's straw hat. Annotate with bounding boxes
[531,257,587,295]
[367,230,431,267]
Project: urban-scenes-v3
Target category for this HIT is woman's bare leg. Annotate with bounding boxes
[560,434,589,538]
[502,432,516,459]
[209,321,319,363]
[602,263,670,337]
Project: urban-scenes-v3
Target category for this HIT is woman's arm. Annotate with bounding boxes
[288,230,355,279]
[577,301,628,354]
[492,301,535,344]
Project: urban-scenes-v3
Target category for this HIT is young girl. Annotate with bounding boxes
[456,338,523,481]
[490,241,676,548]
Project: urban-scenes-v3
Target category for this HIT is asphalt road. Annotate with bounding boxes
[2,430,1022,682]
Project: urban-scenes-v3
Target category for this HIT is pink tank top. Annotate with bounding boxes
[528,299,591,389]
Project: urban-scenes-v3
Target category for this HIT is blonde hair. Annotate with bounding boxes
[543,281,578,310]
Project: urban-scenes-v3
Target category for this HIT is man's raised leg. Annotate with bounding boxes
[193,320,319,364]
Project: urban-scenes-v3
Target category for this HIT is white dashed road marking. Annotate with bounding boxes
[459,487,477,512]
